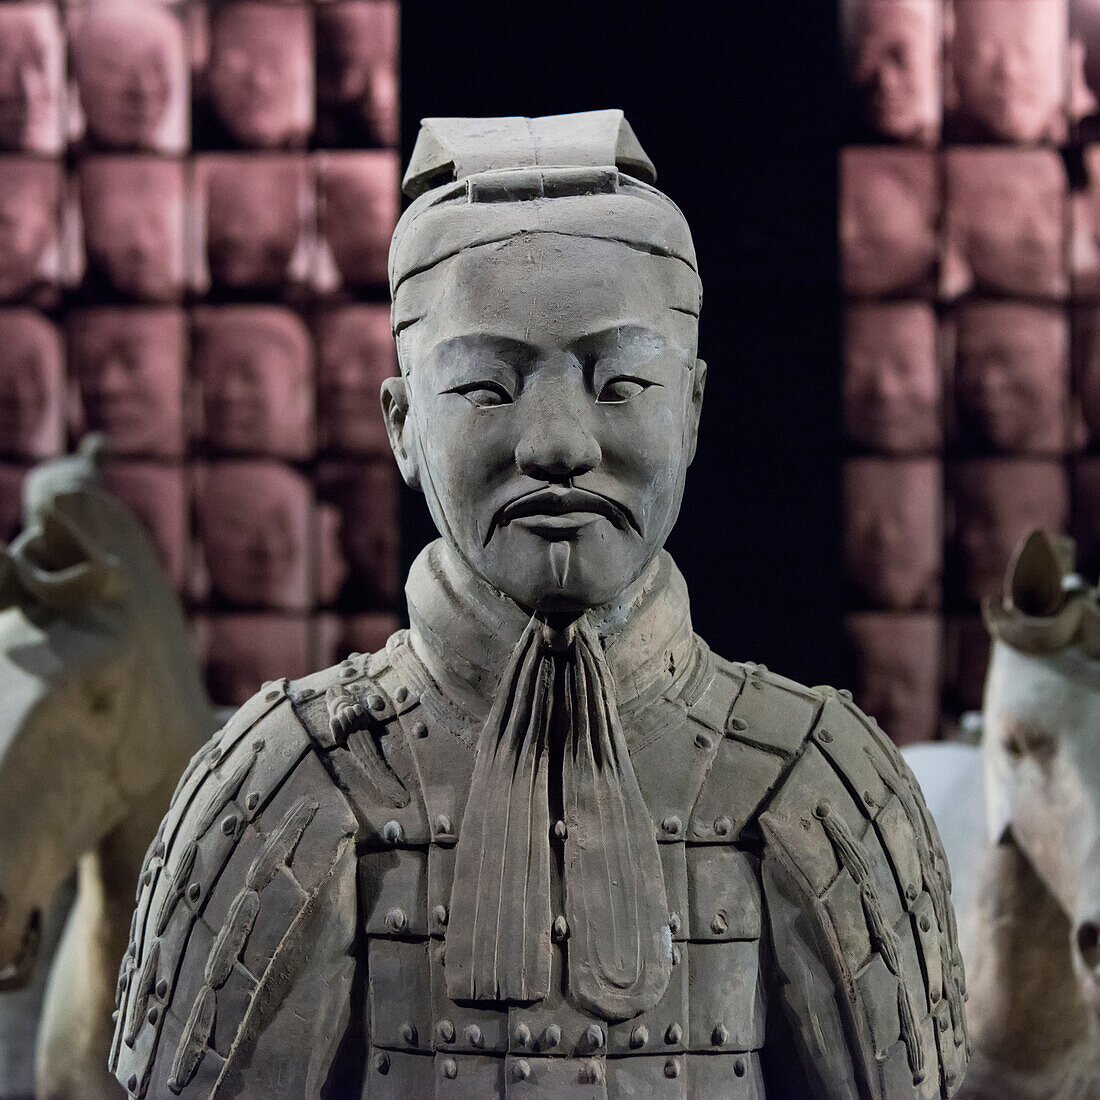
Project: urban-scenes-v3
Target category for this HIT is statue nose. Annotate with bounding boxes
[1076,920,1100,973]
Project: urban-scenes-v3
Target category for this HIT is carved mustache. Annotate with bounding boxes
[485,485,640,546]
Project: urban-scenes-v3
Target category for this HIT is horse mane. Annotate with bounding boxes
[982,529,1100,659]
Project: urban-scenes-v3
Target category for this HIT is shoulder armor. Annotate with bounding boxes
[758,687,969,1099]
[111,681,358,1099]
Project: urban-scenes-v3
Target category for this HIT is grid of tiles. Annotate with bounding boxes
[0,0,402,705]
[841,0,1100,742]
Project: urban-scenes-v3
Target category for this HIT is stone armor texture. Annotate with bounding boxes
[112,626,967,1099]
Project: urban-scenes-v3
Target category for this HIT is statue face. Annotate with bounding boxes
[952,459,1069,605]
[951,0,1066,142]
[840,149,937,297]
[80,158,185,301]
[0,159,57,300]
[847,613,941,745]
[72,2,182,150]
[194,309,311,457]
[102,462,187,587]
[0,3,62,153]
[317,305,394,454]
[953,302,1067,453]
[207,4,312,148]
[68,308,186,458]
[945,150,1067,299]
[394,233,704,615]
[201,614,312,705]
[0,309,62,458]
[843,302,940,453]
[845,458,942,609]
[850,0,939,142]
[319,152,398,288]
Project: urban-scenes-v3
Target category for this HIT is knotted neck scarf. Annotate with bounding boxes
[445,612,672,1021]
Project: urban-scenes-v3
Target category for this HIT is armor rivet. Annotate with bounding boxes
[385,907,408,933]
[669,912,681,935]
[395,686,409,704]
[368,693,386,711]
[264,689,280,702]
[671,944,682,966]
[552,915,568,941]
[939,1016,948,1032]
[906,883,919,901]
[711,911,728,935]
[630,1024,649,1047]
[553,819,568,840]
[839,688,853,700]
[413,720,428,738]
[374,1051,390,1074]
[252,738,265,752]
[813,802,830,820]
[399,1022,417,1045]
[712,1023,729,1046]
[816,728,833,743]
[465,1023,484,1047]
[432,903,448,928]
[734,1057,746,1077]
[246,792,259,811]
[661,814,682,835]
[713,815,731,836]
[156,979,168,999]
[188,882,201,902]
[664,1057,680,1078]
[442,1058,458,1079]
[381,820,403,843]
[931,987,940,1004]
[544,1024,562,1047]
[582,1059,603,1084]
[142,869,152,886]
[513,1022,532,1046]
[512,1059,531,1082]
[434,814,453,836]
[340,665,356,681]
[128,1073,138,1093]
[694,732,712,750]
[298,688,315,701]
[585,1024,604,1050]
[919,915,931,933]
[154,842,166,860]
[862,790,875,807]
[727,715,748,733]
[665,1022,682,1044]
[221,814,238,836]
[437,1019,456,1043]
[209,748,223,766]
[348,652,362,660]
[148,1005,159,1025]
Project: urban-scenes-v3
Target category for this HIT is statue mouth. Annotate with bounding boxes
[487,485,638,546]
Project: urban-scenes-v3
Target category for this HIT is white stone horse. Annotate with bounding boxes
[908,530,1100,1100]
[0,441,217,1100]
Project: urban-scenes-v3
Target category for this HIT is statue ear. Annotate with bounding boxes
[1007,529,1065,617]
[381,376,422,491]
[685,358,707,466]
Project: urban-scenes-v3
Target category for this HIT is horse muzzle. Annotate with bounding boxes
[0,900,41,991]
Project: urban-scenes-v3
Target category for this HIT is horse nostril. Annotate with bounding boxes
[1077,921,1100,970]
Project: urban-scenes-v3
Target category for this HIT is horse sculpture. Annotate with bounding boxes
[908,530,1100,1100]
[0,440,217,1100]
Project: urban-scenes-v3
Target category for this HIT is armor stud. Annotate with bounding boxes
[581,1059,602,1083]
[385,907,408,933]
[662,814,682,836]
[374,1051,390,1074]
[413,720,428,738]
[664,1057,680,1078]
[437,1019,456,1043]
[399,1023,417,1045]
[465,1024,483,1048]
[666,1023,682,1044]
[514,1023,532,1046]
[442,1058,457,1079]
[512,1059,531,1082]
[584,1024,605,1051]
[630,1024,649,1048]
[553,819,567,840]
[734,1057,746,1077]
[694,732,712,750]
[382,819,403,844]
[432,904,448,929]
[552,915,568,941]
[542,1024,561,1048]
[712,1023,729,1046]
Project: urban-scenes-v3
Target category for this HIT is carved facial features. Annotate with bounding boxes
[387,233,705,615]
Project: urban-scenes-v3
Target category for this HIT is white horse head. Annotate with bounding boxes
[982,528,1100,1019]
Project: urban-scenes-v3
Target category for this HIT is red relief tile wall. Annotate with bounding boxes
[0,0,402,705]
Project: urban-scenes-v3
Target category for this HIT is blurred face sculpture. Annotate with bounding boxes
[319,151,398,289]
[844,301,940,453]
[844,457,941,609]
[847,613,941,745]
[203,615,311,706]
[202,156,306,292]
[840,148,937,297]
[71,0,185,151]
[953,301,1067,453]
[944,149,1067,299]
[316,0,399,147]
[68,308,186,457]
[850,0,939,143]
[0,3,62,153]
[952,459,1069,604]
[102,462,188,586]
[193,307,312,458]
[316,305,395,453]
[206,3,312,148]
[79,157,185,301]
[196,461,311,610]
[0,309,63,458]
[0,159,58,302]
[950,0,1067,143]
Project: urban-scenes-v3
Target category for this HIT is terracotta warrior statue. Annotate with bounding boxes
[112,111,968,1099]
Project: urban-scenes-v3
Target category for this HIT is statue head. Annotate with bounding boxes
[382,111,706,615]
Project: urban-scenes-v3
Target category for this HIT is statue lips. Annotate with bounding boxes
[487,485,637,545]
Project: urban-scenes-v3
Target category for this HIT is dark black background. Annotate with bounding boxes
[400,2,843,685]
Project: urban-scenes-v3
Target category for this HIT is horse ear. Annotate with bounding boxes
[1007,529,1065,617]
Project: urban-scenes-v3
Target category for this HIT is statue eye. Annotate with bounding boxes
[447,381,513,408]
[596,376,654,404]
